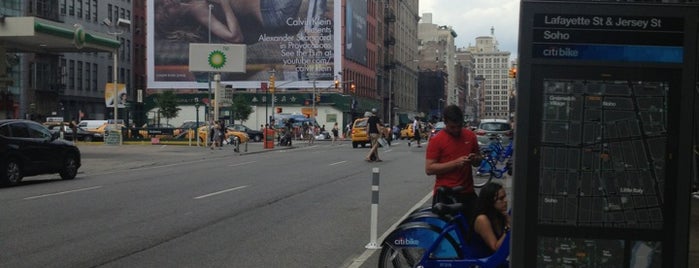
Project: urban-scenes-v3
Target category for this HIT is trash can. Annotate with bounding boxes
[264,128,275,149]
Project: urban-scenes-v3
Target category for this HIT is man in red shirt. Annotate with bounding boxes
[425,105,482,219]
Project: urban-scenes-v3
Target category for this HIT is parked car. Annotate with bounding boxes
[0,120,81,186]
[429,121,445,140]
[475,119,513,147]
[196,125,249,145]
[229,124,264,142]
[47,124,101,142]
[173,121,203,139]
[77,120,109,131]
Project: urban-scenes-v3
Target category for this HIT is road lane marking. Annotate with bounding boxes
[329,161,347,166]
[228,161,257,167]
[24,186,103,200]
[345,191,433,268]
[194,185,248,200]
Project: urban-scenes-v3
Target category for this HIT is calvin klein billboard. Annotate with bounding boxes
[147,0,341,89]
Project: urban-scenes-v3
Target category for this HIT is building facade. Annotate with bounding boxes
[466,33,512,120]
[0,0,132,122]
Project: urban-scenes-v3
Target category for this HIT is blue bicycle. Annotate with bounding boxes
[473,136,513,188]
[378,187,510,268]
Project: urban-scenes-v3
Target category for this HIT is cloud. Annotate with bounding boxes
[419,0,520,60]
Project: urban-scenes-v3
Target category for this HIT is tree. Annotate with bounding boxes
[156,91,181,125]
[231,95,253,124]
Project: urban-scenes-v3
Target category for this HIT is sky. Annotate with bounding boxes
[419,0,520,59]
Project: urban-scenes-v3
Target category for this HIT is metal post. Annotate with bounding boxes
[388,68,393,126]
[207,4,213,122]
[113,48,118,125]
[312,80,316,120]
[213,74,220,121]
[365,167,381,249]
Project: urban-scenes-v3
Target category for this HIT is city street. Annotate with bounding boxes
[1,140,695,267]
[0,140,438,267]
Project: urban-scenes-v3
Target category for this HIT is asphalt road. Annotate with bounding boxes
[1,140,695,267]
[0,140,437,267]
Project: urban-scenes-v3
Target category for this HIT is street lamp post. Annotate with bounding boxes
[194,97,200,129]
[207,4,213,122]
[103,17,131,126]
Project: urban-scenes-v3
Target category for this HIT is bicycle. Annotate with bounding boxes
[473,138,513,188]
[379,187,510,268]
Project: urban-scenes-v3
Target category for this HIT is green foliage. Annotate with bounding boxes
[156,91,181,124]
[231,95,253,123]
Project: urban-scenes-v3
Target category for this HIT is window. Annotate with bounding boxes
[10,123,29,138]
[27,123,51,139]
[0,125,9,137]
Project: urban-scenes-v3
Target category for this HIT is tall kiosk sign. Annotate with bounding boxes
[515,2,697,267]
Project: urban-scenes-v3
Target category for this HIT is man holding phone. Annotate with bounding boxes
[425,104,482,219]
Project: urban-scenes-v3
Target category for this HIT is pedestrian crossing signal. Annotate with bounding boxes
[508,68,517,78]
[350,83,356,93]
[334,80,339,89]
[315,94,321,103]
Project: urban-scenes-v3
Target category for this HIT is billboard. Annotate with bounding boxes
[345,0,367,65]
[148,0,341,89]
[104,83,127,108]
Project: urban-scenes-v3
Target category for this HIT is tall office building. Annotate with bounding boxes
[466,31,512,120]
[417,13,458,107]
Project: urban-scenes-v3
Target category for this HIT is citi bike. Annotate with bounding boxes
[378,186,510,268]
[473,135,513,188]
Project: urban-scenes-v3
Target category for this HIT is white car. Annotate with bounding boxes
[475,119,513,148]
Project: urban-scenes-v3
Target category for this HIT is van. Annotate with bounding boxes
[78,120,108,131]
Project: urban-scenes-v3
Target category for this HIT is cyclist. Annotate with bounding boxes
[425,104,482,219]
[471,182,511,259]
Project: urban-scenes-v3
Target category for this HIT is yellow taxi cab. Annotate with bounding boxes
[400,124,414,139]
[400,123,428,140]
[351,117,370,148]
[197,125,249,145]
[90,123,125,140]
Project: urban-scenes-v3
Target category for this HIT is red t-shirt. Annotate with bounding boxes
[425,128,480,193]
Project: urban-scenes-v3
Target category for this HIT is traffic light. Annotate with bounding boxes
[315,94,321,103]
[350,83,356,94]
[334,80,339,89]
[508,68,517,78]
[269,75,276,93]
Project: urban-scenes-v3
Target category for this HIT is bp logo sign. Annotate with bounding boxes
[208,50,227,69]
[73,25,86,49]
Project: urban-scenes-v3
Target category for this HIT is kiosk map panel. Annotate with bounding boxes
[539,79,666,229]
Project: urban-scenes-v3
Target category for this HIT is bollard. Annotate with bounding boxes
[365,167,381,249]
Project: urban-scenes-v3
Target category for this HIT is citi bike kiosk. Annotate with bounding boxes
[513,2,697,267]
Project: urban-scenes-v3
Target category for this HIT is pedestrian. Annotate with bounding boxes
[69,121,78,142]
[331,122,339,145]
[392,124,400,140]
[365,108,383,162]
[471,182,511,258]
[345,122,352,139]
[210,120,223,149]
[425,104,483,220]
[219,120,226,145]
[408,116,421,147]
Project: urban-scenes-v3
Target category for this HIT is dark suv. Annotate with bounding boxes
[0,120,81,186]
